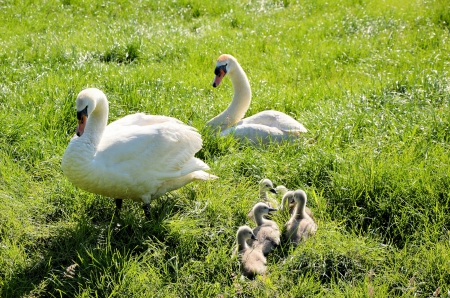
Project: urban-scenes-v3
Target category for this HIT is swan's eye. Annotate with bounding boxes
[214,64,228,76]
[77,105,88,120]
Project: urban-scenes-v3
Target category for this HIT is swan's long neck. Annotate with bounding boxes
[83,99,108,147]
[207,62,251,131]
[61,91,109,189]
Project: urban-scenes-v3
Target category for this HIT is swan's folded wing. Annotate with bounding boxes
[221,124,285,144]
[106,113,184,128]
[241,110,307,133]
[95,122,205,180]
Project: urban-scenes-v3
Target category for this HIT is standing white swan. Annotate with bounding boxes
[61,88,217,218]
[206,54,307,144]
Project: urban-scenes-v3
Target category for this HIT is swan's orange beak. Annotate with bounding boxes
[213,71,226,87]
[212,64,227,87]
[76,115,87,137]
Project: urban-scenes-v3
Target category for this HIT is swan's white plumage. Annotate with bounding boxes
[207,54,307,144]
[62,88,217,213]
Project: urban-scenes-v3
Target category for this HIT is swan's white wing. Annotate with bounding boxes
[241,110,307,133]
[221,124,286,144]
[107,113,183,128]
[95,122,206,180]
[69,114,184,140]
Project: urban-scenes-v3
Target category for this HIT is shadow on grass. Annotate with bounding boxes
[0,195,180,297]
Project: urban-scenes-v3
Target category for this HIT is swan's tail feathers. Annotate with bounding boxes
[192,171,219,181]
[180,158,211,175]
[285,130,302,137]
[286,126,308,135]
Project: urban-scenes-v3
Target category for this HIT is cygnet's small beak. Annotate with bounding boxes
[251,235,258,241]
[269,188,278,194]
[268,207,278,214]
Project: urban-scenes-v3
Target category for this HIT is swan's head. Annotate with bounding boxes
[212,54,236,87]
[74,88,107,136]
[259,178,277,195]
[237,225,257,242]
[252,202,277,217]
[292,189,307,206]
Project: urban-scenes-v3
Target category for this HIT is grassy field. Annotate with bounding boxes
[1,0,450,296]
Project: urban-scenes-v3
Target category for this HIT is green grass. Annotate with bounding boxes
[1,0,450,296]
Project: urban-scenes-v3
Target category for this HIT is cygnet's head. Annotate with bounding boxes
[259,179,277,194]
[252,202,277,217]
[293,189,308,205]
[281,191,295,206]
[237,225,257,241]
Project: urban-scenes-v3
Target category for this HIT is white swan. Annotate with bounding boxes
[235,225,267,279]
[61,88,217,218]
[206,54,307,144]
[285,190,317,246]
[247,202,280,256]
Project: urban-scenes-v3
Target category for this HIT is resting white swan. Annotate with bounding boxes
[247,202,280,256]
[285,190,317,246]
[61,88,217,218]
[206,54,307,144]
[235,225,267,279]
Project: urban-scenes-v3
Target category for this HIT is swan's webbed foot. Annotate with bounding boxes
[143,203,151,219]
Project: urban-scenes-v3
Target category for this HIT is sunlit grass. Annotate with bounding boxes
[1,0,450,296]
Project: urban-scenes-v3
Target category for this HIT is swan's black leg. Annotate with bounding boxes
[143,203,151,219]
[115,198,123,218]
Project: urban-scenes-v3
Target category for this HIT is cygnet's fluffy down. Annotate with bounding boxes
[235,225,267,279]
[247,202,280,256]
[285,190,317,246]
